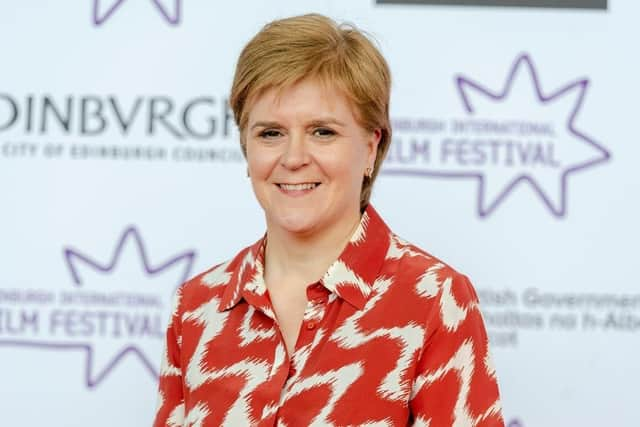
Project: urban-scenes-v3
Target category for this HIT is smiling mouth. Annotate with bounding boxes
[276,183,321,191]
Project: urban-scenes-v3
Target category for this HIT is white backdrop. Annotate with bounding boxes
[1,1,638,426]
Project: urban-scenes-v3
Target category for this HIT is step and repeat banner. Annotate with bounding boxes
[1,1,637,426]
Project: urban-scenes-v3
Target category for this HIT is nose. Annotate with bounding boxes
[280,131,310,170]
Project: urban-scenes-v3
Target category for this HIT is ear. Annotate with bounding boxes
[367,128,382,168]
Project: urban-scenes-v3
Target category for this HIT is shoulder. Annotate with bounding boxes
[382,233,480,320]
[174,242,257,314]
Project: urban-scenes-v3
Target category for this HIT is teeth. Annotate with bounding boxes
[279,183,317,191]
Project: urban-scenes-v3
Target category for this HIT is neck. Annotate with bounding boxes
[264,209,362,289]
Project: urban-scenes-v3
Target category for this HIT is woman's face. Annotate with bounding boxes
[245,78,380,237]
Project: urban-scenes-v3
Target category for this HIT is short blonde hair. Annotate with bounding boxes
[229,13,392,211]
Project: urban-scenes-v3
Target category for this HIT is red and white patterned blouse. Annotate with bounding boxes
[154,206,504,426]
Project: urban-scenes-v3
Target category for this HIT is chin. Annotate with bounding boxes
[268,206,327,236]
[277,214,320,235]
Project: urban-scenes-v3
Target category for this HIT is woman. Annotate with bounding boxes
[154,14,503,427]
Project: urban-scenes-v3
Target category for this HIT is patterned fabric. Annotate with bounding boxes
[153,206,504,426]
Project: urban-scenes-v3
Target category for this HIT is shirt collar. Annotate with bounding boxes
[217,204,391,312]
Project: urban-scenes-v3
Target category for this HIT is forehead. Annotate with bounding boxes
[247,79,357,124]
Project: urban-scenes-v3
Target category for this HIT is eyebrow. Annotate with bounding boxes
[249,117,347,130]
[250,121,281,130]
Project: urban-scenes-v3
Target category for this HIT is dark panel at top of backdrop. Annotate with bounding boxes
[376,0,607,10]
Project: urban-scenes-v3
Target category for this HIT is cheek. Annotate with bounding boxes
[246,144,276,179]
[319,147,366,189]
[247,156,264,178]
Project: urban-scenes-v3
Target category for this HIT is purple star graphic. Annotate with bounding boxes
[383,53,611,218]
[0,226,195,388]
[455,53,610,217]
[93,0,181,26]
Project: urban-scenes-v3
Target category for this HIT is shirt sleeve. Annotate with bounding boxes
[409,272,504,427]
[153,286,186,427]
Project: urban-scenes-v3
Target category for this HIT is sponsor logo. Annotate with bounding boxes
[376,0,607,10]
[0,94,232,139]
[0,227,195,387]
[384,53,610,217]
[0,93,243,163]
[93,0,182,26]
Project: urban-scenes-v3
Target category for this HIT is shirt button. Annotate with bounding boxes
[306,321,317,330]
[288,366,296,377]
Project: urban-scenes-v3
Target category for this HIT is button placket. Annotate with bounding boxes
[305,321,317,330]
[287,365,296,377]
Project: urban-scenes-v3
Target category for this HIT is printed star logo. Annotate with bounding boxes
[93,0,181,26]
[383,53,611,217]
[0,226,195,388]
[455,54,610,217]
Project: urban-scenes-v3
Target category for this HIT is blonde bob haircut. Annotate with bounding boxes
[229,13,392,211]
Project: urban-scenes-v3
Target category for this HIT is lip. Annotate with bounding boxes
[275,182,321,197]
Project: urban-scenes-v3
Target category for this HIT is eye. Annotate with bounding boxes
[258,129,283,139]
[312,127,336,138]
